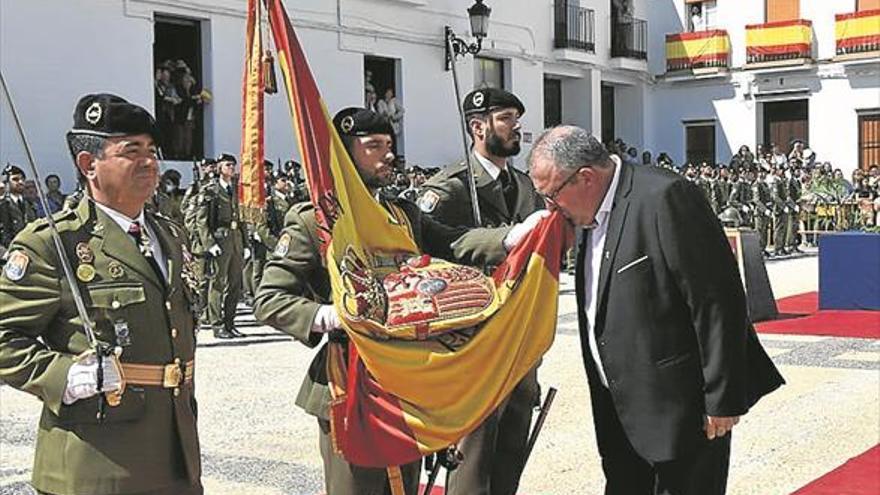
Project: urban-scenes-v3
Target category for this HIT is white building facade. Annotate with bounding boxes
[1,0,877,188]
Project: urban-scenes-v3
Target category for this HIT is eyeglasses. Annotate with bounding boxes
[537,167,585,207]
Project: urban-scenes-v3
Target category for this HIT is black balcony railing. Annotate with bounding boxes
[611,17,648,60]
[554,0,595,52]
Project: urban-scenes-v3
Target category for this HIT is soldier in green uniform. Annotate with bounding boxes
[0,93,202,495]
[254,107,544,495]
[152,169,185,225]
[749,168,774,257]
[417,88,544,495]
[195,153,246,338]
[0,164,39,248]
[786,164,803,253]
[769,166,791,256]
[181,159,215,323]
[243,161,282,304]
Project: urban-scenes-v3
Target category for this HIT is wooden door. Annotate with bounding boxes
[763,100,808,153]
[859,114,880,171]
[686,124,716,166]
[858,0,880,12]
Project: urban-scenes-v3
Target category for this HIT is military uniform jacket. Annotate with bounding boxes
[750,180,773,216]
[417,158,543,229]
[0,198,201,495]
[195,180,246,251]
[0,195,38,247]
[254,199,510,420]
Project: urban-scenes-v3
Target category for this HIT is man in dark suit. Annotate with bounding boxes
[527,126,784,495]
[0,164,39,248]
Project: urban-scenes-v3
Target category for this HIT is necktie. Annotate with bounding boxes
[499,168,518,215]
[128,221,165,284]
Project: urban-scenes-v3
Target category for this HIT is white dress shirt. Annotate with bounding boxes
[582,155,622,387]
[94,202,168,280]
[473,150,503,180]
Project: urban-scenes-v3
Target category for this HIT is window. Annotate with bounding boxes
[686,0,718,32]
[685,123,716,166]
[859,113,880,171]
[766,0,799,23]
[153,15,205,161]
[474,57,505,90]
[544,77,562,128]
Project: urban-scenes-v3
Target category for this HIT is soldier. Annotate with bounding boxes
[769,166,791,256]
[243,161,281,304]
[728,167,753,227]
[152,169,186,225]
[195,153,247,338]
[0,93,202,494]
[254,107,544,495]
[181,159,216,323]
[0,164,39,248]
[417,88,544,495]
[749,168,773,257]
[787,164,803,253]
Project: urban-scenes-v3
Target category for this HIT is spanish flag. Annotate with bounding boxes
[239,0,266,222]
[259,0,569,468]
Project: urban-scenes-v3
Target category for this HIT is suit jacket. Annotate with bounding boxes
[254,199,510,420]
[0,195,38,247]
[575,161,784,462]
[0,198,201,494]
[419,157,543,228]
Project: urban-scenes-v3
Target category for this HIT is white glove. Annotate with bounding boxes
[503,210,551,251]
[783,207,790,214]
[62,352,122,405]
[207,244,222,257]
[243,248,252,261]
[311,304,343,334]
[252,232,262,243]
[794,205,800,213]
[743,206,750,213]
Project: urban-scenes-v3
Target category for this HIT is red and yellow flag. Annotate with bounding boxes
[260,0,570,468]
[239,0,266,222]
[836,10,880,55]
[665,30,730,71]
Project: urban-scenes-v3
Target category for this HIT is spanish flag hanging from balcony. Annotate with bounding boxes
[666,30,730,71]
[259,0,568,469]
[746,20,812,63]
[239,0,266,222]
[835,10,880,56]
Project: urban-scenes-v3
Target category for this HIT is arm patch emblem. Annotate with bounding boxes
[418,190,440,214]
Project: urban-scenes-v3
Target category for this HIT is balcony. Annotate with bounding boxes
[554,0,595,53]
[666,30,730,74]
[745,19,813,68]
[611,17,648,60]
[835,10,880,61]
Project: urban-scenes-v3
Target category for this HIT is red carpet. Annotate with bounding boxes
[791,445,880,495]
[756,292,880,339]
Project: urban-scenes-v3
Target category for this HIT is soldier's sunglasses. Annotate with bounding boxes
[538,166,585,207]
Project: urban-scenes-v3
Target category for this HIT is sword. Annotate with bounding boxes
[522,386,557,468]
[0,70,122,420]
[445,26,482,227]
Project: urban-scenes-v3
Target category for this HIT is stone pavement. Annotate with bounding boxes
[1,253,878,494]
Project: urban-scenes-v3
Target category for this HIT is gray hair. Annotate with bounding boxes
[528,125,611,172]
[66,133,107,159]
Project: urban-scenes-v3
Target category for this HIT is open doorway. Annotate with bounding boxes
[153,15,205,161]
[601,83,615,144]
[364,56,404,155]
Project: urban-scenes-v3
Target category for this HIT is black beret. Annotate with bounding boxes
[3,163,25,178]
[199,158,217,167]
[69,93,159,140]
[462,88,525,118]
[332,107,393,137]
[216,153,237,164]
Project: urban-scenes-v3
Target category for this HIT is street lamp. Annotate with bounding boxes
[445,0,492,71]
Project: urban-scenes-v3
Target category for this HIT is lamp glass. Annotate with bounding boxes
[468,1,491,39]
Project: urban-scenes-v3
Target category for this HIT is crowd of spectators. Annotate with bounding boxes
[154,59,211,160]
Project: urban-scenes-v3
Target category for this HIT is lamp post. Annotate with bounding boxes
[444,0,491,71]
[443,0,492,227]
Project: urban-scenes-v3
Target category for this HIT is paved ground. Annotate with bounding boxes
[2,251,878,494]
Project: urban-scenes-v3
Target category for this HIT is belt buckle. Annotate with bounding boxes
[163,362,183,388]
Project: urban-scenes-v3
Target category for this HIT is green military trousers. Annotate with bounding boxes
[207,232,244,330]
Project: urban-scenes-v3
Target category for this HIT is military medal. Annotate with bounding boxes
[108,262,125,279]
[76,264,96,282]
[75,242,94,264]
[114,320,132,347]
